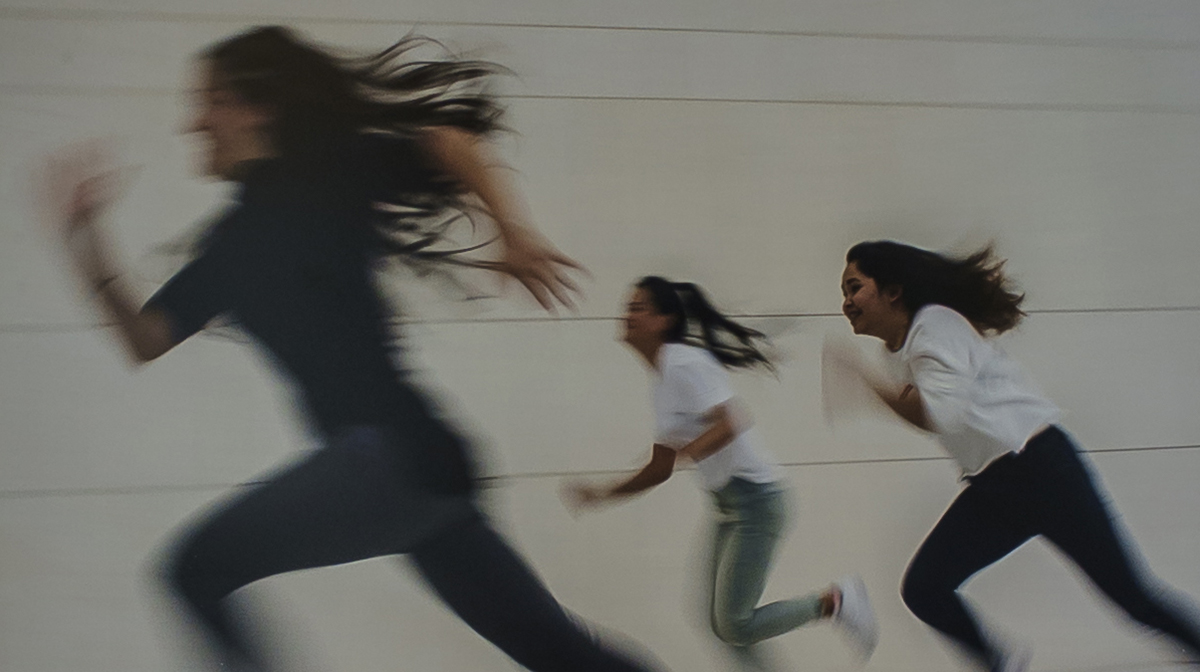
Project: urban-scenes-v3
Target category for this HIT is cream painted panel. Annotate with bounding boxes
[509,100,1200,317]
[3,94,1200,327]
[4,311,1200,492]
[2,451,1198,671]
[1,0,1199,44]
[0,491,190,672]
[1000,311,1200,453]
[3,20,1200,108]
[0,330,307,493]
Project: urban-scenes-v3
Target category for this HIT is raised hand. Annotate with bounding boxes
[36,141,135,283]
[39,141,127,239]
[496,225,587,312]
[560,480,606,516]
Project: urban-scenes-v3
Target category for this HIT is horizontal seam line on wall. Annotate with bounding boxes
[4,444,1198,499]
[2,7,1199,52]
[515,97,1200,115]
[4,86,1200,115]
[3,306,1199,334]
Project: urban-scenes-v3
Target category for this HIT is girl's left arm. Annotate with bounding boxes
[419,126,585,311]
[825,338,932,431]
[561,443,677,514]
[871,383,932,431]
[677,402,741,462]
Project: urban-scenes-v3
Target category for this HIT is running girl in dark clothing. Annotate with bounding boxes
[39,25,662,672]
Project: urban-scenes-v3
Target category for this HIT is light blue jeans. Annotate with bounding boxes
[710,478,824,650]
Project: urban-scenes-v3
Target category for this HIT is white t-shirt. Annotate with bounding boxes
[889,304,1061,476]
[652,343,778,491]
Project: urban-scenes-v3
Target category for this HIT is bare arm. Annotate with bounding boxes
[418,126,585,311]
[824,337,932,431]
[872,383,932,431]
[676,402,739,462]
[563,444,676,512]
[67,227,175,364]
[562,401,744,513]
[40,145,176,365]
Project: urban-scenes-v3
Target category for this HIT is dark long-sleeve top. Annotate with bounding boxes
[147,134,452,439]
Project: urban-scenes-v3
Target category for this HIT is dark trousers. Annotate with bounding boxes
[900,426,1200,669]
[160,426,657,672]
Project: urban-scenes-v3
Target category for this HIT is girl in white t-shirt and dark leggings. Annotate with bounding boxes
[565,276,879,666]
[832,240,1200,671]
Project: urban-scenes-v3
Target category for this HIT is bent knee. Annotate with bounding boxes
[711,614,755,648]
[158,547,206,602]
[900,567,950,618]
[157,540,231,607]
[156,542,189,589]
[1115,591,1177,630]
[899,574,921,611]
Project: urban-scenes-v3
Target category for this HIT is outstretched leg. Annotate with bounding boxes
[1031,430,1200,659]
[708,481,824,648]
[900,462,1035,669]
[410,517,663,672]
[159,426,477,671]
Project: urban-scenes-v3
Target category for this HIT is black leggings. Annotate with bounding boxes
[160,426,657,672]
[901,426,1200,668]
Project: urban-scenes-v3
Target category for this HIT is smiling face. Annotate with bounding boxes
[622,287,675,350]
[185,62,276,180]
[841,261,911,349]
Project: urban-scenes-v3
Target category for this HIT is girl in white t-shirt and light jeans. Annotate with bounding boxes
[831,240,1200,671]
[564,276,878,666]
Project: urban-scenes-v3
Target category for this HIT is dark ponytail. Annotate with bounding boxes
[636,276,773,371]
[846,240,1025,334]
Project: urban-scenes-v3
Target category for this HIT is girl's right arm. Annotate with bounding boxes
[563,444,676,513]
[871,383,931,430]
[40,145,177,366]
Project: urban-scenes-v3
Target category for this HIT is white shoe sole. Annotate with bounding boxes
[834,574,879,664]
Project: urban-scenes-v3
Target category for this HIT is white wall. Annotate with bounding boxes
[2,3,1199,671]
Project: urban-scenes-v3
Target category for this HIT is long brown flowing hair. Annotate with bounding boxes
[846,241,1026,334]
[201,25,509,274]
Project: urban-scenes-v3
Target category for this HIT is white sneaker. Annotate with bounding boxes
[833,575,879,663]
[994,647,1032,672]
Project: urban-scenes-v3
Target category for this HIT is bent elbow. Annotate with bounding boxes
[127,340,170,367]
[716,401,752,444]
[125,349,156,368]
[647,451,677,485]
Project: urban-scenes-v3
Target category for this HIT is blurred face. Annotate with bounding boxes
[622,288,674,348]
[185,62,275,179]
[840,261,908,346]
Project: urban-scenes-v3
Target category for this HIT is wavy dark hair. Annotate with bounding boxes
[636,276,773,371]
[846,241,1026,334]
[201,25,508,273]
